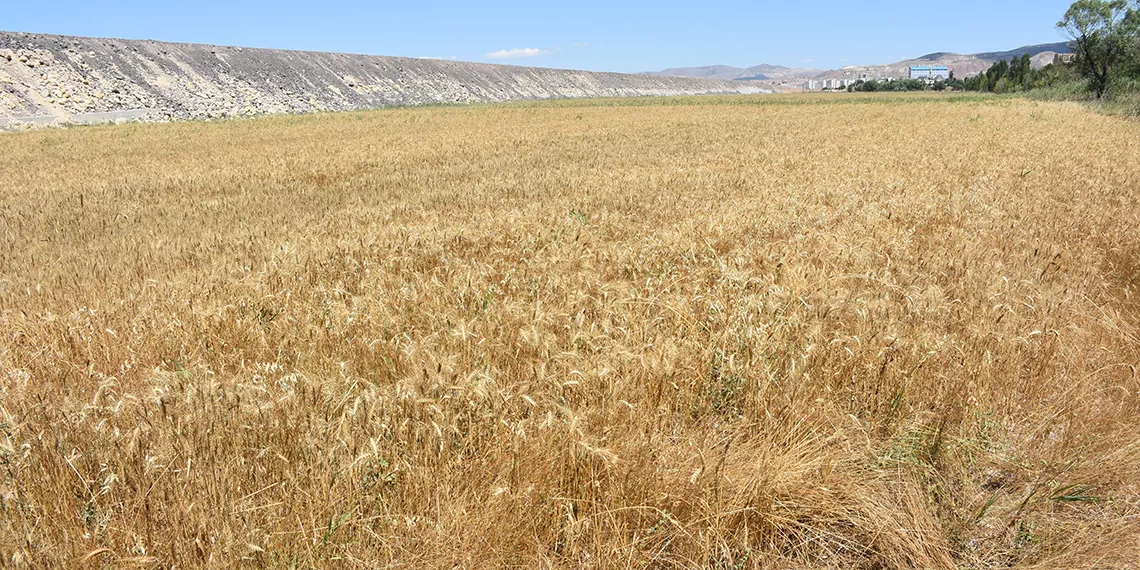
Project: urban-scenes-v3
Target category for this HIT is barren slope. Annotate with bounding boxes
[0,31,766,127]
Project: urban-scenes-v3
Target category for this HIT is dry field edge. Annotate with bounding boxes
[0,93,1138,568]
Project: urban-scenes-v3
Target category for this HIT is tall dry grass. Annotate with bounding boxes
[0,94,1138,568]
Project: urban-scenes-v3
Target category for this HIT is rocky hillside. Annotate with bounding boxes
[0,31,767,128]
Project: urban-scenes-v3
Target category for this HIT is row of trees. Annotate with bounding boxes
[964,55,1081,93]
[852,1,1140,99]
[844,57,1082,95]
[846,78,932,92]
[962,0,1140,98]
[963,54,1034,92]
[1059,0,1140,97]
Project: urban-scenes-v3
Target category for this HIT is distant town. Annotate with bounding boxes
[800,65,951,91]
[794,54,1076,91]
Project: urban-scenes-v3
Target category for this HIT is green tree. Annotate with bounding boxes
[1011,54,1033,89]
[1126,7,1140,77]
[1058,0,1138,98]
[988,59,1010,89]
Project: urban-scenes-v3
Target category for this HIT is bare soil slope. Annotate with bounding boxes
[0,31,765,127]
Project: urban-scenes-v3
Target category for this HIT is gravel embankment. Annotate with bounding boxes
[0,31,768,128]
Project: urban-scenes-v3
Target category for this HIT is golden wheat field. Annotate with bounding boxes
[1,93,1139,568]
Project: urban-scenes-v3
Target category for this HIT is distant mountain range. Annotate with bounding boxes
[648,42,1074,83]
[649,63,823,82]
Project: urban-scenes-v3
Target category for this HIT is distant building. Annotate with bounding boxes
[1054,53,1076,65]
[909,65,950,80]
[803,78,858,91]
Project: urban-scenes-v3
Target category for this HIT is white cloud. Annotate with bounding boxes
[485,47,553,59]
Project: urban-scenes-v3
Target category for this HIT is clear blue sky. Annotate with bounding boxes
[3,1,1076,72]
